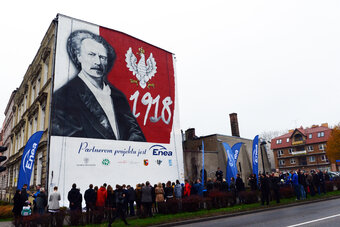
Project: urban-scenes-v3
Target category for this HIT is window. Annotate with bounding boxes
[18,106,21,119]
[31,85,36,104]
[21,103,24,116]
[290,158,296,164]
[36,77,41,95]
[43,61,48,85]
[33,115,38,134]
[17,133,21,150]
[321,155,327,161]
[319,144,325,150]
[40,106,46,130]
[36,153,43,185]
[276,139,282,144]
[15,136,18,153]
[277,150,284,157]
[307,145,314,152]
[24,95,27,111]
[317,132,325,138]
[279,160,285,166]
[28,120,32,138]
[286,138,290,143]
[21,128,24,148]
[310,156,316,162]
[288,148,293,154]
[309,134,312,139]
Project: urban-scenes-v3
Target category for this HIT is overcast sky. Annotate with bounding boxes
[1,0,339,140]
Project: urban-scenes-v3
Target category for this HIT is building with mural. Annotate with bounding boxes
[271,123,332,172]
[1,14,184,205]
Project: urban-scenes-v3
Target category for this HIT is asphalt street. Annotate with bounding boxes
[176,198,340,227]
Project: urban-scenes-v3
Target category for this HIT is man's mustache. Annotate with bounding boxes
[91,66,105,72]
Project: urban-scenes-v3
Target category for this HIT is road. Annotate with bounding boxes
[176,198,340,227]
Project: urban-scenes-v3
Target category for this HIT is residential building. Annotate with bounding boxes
[271,123,332,172]
[0,91,16,200]
[3,22,55,201]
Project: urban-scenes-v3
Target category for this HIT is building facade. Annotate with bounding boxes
[271,123,332,172]
[0,91,16,200]
[3,22,55,201]
[183,128,271,185]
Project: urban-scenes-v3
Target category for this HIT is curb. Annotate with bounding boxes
[153,195,340,226]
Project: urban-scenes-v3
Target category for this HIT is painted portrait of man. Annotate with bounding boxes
[51,30,146,141]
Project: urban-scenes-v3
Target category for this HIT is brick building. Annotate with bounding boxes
[271,123,332,172]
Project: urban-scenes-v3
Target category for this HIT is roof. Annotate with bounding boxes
[271,125,332,149]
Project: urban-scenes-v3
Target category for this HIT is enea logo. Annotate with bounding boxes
[253,145,258,164]
[102,159,110,166]
[22,143,38,173]
[149,145,173,156]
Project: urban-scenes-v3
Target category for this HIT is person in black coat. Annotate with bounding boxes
[84,184,96,224]
[68,184,81,211]
[35,187,47,215]
[312,170,320,195]
[235,174,245,203]
[215,167,223,182]
[220,179,229,192]
[20,184,29,207]
[12,189,22,226]
[271,173,281,203]
[260,174,270,205]
[109,185,128,226]
[248,174,258,191]
[127,185,136,216]
[317,169,326,194]
[68,183,82,226]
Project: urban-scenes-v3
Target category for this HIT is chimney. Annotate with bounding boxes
[185,128,196,140]
[229,113,240,137]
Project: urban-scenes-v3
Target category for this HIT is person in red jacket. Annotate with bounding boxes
[183,179,191,197]
[95,184,107,223]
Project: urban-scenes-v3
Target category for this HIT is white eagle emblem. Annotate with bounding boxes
[125,47,157,89]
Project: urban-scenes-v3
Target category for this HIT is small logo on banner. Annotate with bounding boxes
[149,145,173,156]
[76,157,96,167]
[169,160,172,166]
[144,159,149,166]
[102,159,110,166]
[156,160,162,166]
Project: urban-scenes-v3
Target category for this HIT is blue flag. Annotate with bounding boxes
[223,142,237,186]
[252,135,259,184]
[201,141,205,186]
[17,131,44,190]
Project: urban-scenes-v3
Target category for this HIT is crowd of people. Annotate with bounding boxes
[11,168,333,226]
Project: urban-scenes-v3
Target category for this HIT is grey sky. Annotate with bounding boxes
[1,0,339,140]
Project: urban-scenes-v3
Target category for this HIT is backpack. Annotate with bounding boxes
[21,206,32,216]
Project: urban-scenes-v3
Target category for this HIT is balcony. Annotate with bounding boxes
[292,140,304,146]
[291,150,306,155]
